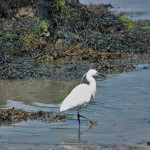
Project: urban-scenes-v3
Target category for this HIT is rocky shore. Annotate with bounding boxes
[0,0,149,80]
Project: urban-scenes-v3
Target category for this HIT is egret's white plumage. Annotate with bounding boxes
[60,84,92,112]
[60,69,98,125]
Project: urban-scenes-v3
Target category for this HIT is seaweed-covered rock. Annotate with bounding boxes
[0,0,150,80]
[0,107,67,126]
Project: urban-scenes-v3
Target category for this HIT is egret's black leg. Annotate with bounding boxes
[77,112,95,125]
[77,112,80,125]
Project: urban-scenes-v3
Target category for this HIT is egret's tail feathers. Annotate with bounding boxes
[60,102,72,112]
[60,107,65,112]
[60,105,67,112]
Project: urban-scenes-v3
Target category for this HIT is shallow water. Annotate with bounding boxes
[80,0,150,20]
[0,67,150,149]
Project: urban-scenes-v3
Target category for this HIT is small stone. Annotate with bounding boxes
[15,6,34,19]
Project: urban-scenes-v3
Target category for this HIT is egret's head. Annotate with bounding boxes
[80,69,98,84]
[87,69,98,76]
[80,69,105,84]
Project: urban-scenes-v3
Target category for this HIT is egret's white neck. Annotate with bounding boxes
[86,74,96,99]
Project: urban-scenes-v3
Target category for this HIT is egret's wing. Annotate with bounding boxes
[60,84,92,112]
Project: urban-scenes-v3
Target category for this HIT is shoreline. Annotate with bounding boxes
[80,0,150,21]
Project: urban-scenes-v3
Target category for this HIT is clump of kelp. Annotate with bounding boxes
[0,0,150,80]
[0,107,67,126]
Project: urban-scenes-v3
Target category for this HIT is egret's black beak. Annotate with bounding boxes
[98,73,106,77]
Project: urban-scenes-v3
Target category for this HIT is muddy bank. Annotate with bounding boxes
[0,0,150,80]
[0,107,67,126]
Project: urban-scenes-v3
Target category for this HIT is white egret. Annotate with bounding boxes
[60,69,100,125]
